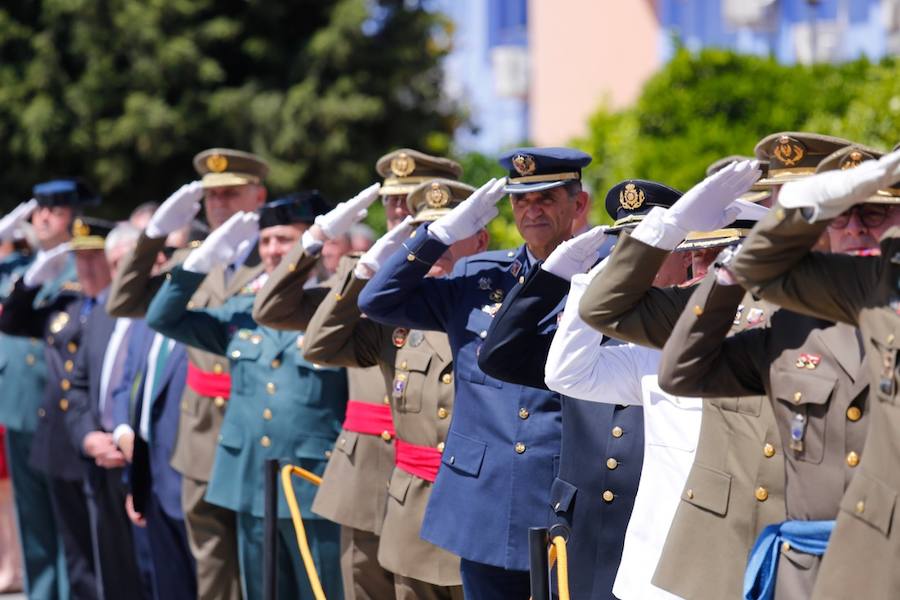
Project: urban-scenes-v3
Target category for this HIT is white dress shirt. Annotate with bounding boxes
[98,317,133,424]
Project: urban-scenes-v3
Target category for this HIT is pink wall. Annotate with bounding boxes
[528,0,661,146]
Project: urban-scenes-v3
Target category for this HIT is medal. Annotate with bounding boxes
[733,305,744,326]
[790,412,806,452]
[408,330,425,347]
[795,353,821,369]
[478,277,492,290]
[392,327,409,348]
[489,289,504,303]
[392,373,407,401]
[746,307,765,327]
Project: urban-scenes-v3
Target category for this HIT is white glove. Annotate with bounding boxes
[182,212,259,274]
[663,160,761,236]
[315,183,380,239]
[429,178,507,245]
[0,199,38,242]
[145,181,204,239]
[779,149,900,221]
[542,226,609,281]
[354,216,415,279]
[23,243,70,287]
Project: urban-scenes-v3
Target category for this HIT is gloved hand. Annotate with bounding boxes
[779,149,900,221]
[23,243,70,287]
[182,212,259,274]
[429,178,507,245]
[542,226,609,281]
[354,216,415,279]
[314,183,380,239]
[0,199,38,242]
[145,181,204,239]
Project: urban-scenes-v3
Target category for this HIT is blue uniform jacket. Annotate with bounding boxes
[358,224,562,571]
[479,266,644,599]
[146,267,347,519]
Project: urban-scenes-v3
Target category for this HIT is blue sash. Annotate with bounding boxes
[743,519,835,600]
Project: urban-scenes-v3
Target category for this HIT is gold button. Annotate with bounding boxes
[231,350,241,359]
[611,426,623,438]
[755,487,769,502]
[381,430,392,441]
[324,450,332,458]
[514,442,526,454]
[213,363,224,374]
[60,379,70,391]
[287,263,297,272]
[271,359,281,369]
[847,406,862,422]
[37,408,46,418]
[26,354,35,365]
[686,489,694,499]
[519,276,525,284]
[64,359,74,372]
[181,400,188,411]
[334,293,343,301]
[406,253,416,262]
[793,392,802,403]
[437,407,449,419]
[781,542,791,553]
[266,382,276,395]
[214,396,226,408]
[442,373,453,384]
[856,500,865,514]
[263,408,273,420]
[888,334,896,344]
[518,407,529,420]
[400,360,408,370]
[260,436,271,448]
[846,451,860,467]
[383,395,390,405]
[67,342,77,353]
[58,399,69,411]
[763,443,776,458]
[479,330,487,339]
[606,458,618,470]
[186,301,196,309]
[436,442,445,452]
[692,305,703,316]
[602,490,614,503]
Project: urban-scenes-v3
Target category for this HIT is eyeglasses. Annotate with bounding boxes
[830,205,894,229]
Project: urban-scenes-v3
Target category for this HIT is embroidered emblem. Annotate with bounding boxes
[392,327,409,348]
[795,353,821,370]
[619,183,645,210]
[510,260,523,278]
[390,152,415,177]
[206,153,228,173]
[478,276,493,291]
[426,182,450,208]
[841,150,865,170]
[512,154,536,176]
[773,135,805,167]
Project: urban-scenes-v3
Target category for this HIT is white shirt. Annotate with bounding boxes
[98,317,133,425]
[545,266,701,600]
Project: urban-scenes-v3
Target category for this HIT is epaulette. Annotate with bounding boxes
[466,248,519,265]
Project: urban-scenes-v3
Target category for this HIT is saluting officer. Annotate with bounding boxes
[253,149,463,599]
[728,146,900,599]
[107,148,269,600]
[358,148,590,599]
[146,195,347,600]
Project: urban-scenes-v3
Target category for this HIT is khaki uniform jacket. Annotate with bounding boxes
[301,260,461,586]
[107,232,264,480]
[253,247,393,535]
[658,273,869,599]
[730,206,900,600]
[578,232,785,600]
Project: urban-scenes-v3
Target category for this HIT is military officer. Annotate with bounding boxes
[106,148,269,600]
[358,148,590,599]
[146,196,347,600]
[728,146,900,599]
[253,149,463,600]
[301,179,487,600]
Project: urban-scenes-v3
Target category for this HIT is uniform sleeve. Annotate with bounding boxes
[302,256,385,369]
[478,267,569,389]
[251,241,326,330]
[545,273,643,405]
[729,205,876,326]
[145,267,231,356]
[64,333,99,453]
[578,232,696,349]
[357,223,462,332]
[658,272,768,398]
[106,232,170,318]
[0,279,63,338]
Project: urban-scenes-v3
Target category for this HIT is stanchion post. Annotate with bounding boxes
[529,526,550,600]
[264,459,279,600]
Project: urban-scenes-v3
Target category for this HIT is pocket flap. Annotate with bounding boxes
[681,464,731,516]
[396,350,431,373]
[465,309,493,338]
[441,431,486,477]
[388,469,412,503]
[294,435,335,460]
[550,477,577,513]
[335,431,359,457]
[217,420,244,450]
[771,368,837,406]
[228,339,261,361]
[840,471,897,537]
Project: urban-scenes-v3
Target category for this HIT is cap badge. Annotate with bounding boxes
[841,151,865,170]
[619,183,645,210]
[773,136,805,167]
[206,153,229,173]
[72,218,90,237]
[512,154,536,176]
[426,182,450,208]
[390,153,416,177]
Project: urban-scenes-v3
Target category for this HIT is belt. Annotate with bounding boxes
[186,362,232,399]
[395,438,442,483]
[342,401,395,439]
[743,519,835,600]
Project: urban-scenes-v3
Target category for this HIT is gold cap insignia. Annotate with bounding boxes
[390,153,416,177]
[72,219,90,237]
[841,151,865,170]
[773,136,805,167]
[619,183,645,210]
[206,153,229,173]
[512,154,536,176]
[426,182,450,208]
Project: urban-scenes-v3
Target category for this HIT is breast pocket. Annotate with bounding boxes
[392,351,431,414]
[456,309,502,389]
[771,368,837,465]
[226,340,261,394]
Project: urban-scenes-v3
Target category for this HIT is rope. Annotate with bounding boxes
[551,535,570,600]
[281,464,326,600]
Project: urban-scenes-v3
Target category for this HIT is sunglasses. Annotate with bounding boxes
[830,205,895,229]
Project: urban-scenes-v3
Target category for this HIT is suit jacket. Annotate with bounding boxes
[730,205,900,600]
[479,266,644,599]
[577,232,786,600]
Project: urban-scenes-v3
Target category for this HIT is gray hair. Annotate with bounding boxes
[105,222,141,260]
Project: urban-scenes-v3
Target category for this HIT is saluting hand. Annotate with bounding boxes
[145,181,204,239]
[0,198,38,242]
[182,211,259,274]
[23,242,70,287]
[429,178,507,245]
[355,216,416,279]
[542,226,609,281]
[311,183,381,242]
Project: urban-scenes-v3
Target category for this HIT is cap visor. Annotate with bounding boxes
[503,180,566,194]
[202,173,257,188]
[411,208,453,224]
[70,237,106,251]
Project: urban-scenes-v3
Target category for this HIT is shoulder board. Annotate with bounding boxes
[466,248,519,265]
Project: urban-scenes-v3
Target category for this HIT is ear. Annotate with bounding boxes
[574,191,589,217]
[257,185,268,205]
[475,228,490,253]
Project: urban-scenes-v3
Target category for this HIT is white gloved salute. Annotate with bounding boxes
[632,159,761,250]
[0,199,38,242]
[429,178,507,245]
[23,243,70,287]
[302,183,381,253]
[542,226,609,281]
[145,181,204,239]
[183,211,259,274]
[779,148,900,222]
[354,216,415,280]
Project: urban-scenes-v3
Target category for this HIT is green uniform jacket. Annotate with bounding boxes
[146,266,347,519]
[578,232,785,600]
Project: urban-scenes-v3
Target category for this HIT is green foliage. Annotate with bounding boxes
[0,0,455,217]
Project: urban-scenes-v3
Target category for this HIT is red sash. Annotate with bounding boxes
[395,438,442,483]
[186,362,232,398]
[342,401,395,438]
